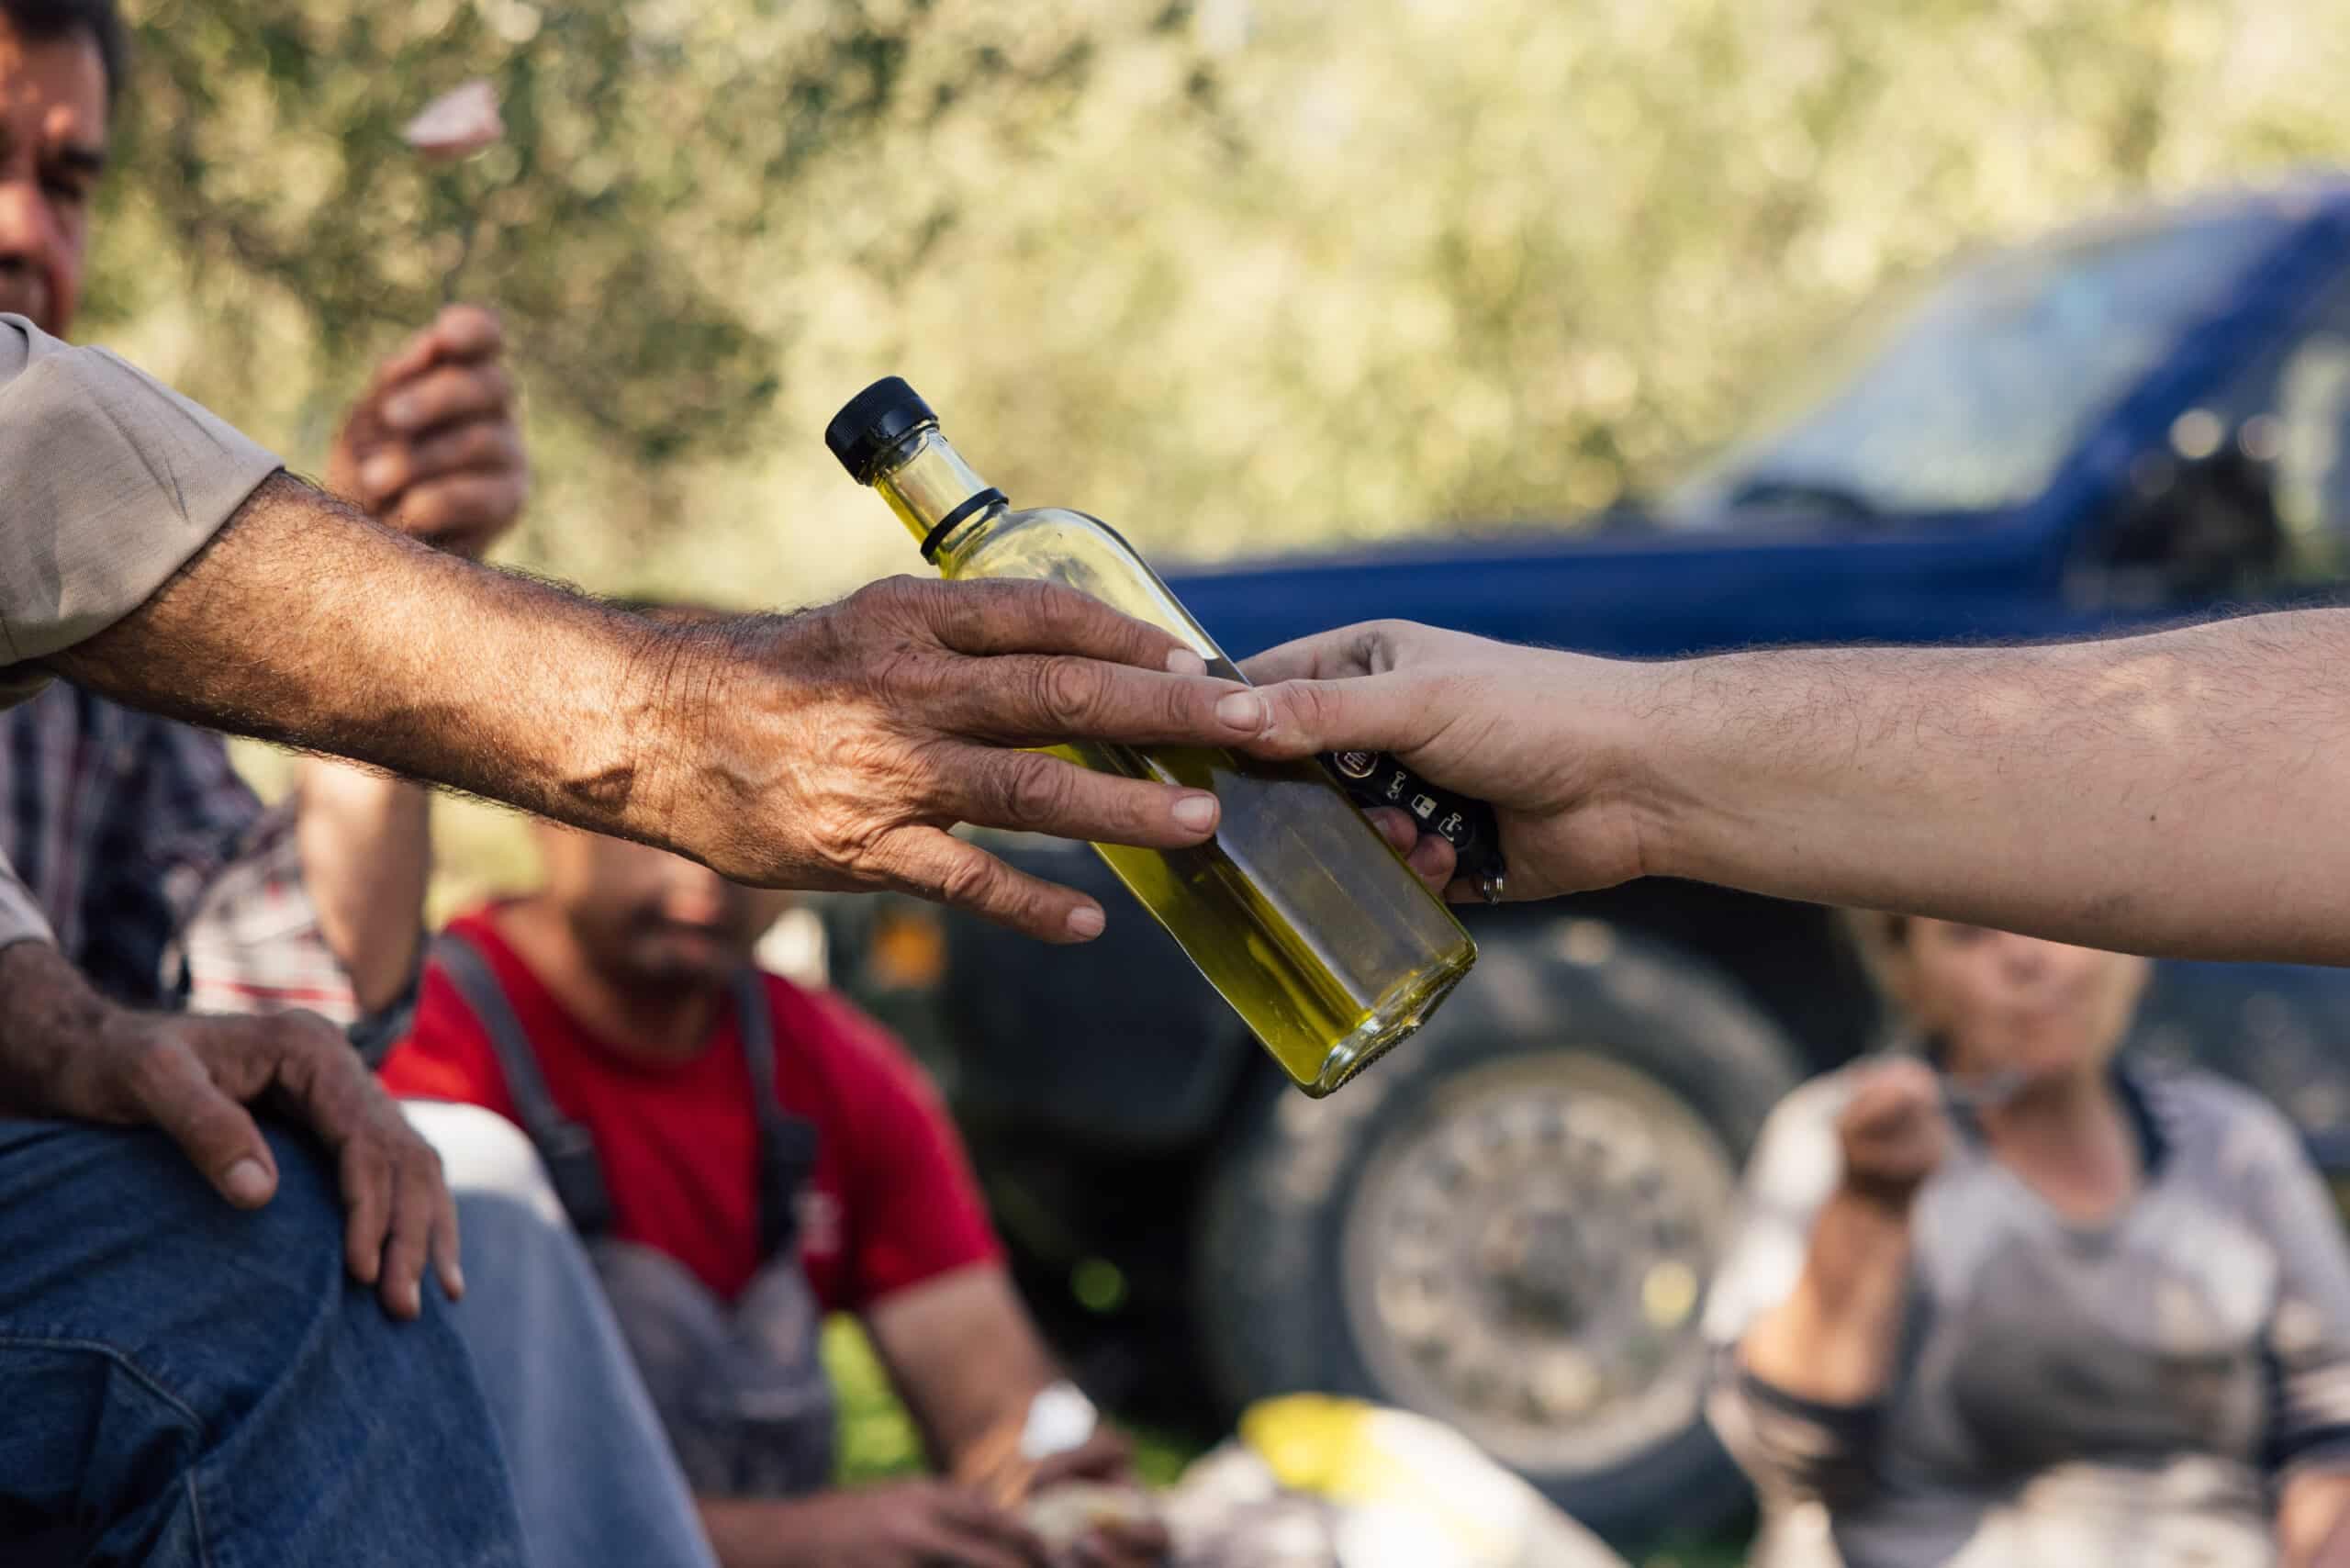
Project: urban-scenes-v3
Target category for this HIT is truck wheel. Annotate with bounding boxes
[1193,919,1803,1551]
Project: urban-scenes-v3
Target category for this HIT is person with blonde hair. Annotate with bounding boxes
[1695,913,2350,1568]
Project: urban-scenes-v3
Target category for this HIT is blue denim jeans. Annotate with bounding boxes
[0,1115,527,1568]
[407,1101,719,1568]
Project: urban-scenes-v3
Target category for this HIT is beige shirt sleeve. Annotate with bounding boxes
[0,843,54,954]
[0,314,282,704]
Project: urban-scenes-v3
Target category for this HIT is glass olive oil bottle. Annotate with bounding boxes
[825,377,1475,1096]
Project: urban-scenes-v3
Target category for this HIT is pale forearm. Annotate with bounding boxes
[1639,610,2350,964]
[1739,1188,1915,1406]
[50,473,693,849]
[294,758,432,1013]
[2282,1474,2350,1568]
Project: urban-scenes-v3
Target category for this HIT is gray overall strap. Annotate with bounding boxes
[730,967,820,1260]
[431,932,618,1239]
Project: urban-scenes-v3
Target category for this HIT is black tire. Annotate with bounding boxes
[1192,918,1803,1551]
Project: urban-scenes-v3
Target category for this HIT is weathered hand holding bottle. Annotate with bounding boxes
[825,378,1476,1096]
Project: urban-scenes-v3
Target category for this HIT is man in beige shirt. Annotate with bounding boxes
[0,6,1257,1562]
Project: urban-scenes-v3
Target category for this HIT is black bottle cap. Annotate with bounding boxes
[825,376,937,484]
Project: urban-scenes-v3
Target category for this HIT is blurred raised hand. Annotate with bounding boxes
[330,304,529,559]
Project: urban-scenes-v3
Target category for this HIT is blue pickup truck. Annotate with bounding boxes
[813,175,2350,1549]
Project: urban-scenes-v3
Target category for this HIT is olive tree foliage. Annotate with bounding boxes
[86,0,1203,561]
[87,0,2350,607]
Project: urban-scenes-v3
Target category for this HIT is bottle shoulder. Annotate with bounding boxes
[950,505,1145,576]
[942,504,1216,654]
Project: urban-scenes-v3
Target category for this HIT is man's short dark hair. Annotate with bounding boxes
[3,0,127,110]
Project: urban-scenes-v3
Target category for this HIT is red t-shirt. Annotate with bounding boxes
[378,908,1001,1310]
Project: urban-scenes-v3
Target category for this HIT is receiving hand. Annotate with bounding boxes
[672,576,1268,942]
[1007,1430,1170,1568]
[1239,620,1654,902]
[329,304,529,559]
[5,941,459,1318]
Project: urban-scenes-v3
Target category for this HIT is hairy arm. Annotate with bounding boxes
[1245,611,2350,963]
[45,474,1261,939]
[50,474,676,841]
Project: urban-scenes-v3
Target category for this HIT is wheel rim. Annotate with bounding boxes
[1337,1049,1739,1476]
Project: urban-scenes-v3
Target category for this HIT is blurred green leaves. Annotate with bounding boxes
[89,0,1204,477]
[77,0,2350,617]
[98,2,976,464]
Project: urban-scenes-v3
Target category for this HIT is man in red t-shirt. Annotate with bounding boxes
[381,820,1167,1568]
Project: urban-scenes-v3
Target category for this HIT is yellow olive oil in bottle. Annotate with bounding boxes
[825,377,1476,1096]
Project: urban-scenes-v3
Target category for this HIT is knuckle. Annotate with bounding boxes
[1033,655,1104,728]
[1285,679,1338,734]
[868,641,941,706]
[1018,578,1079,617]
[405,376,450,423]
[394,1128,444,1182]
[1360,621,1412,673]
[1163,670,1203,729]
[808,804,873,871]
[934,852,996,912]
[854,575,928,622]
[361,457,406,501]
[122,1036,186,1103]
[1002,756,1072,831]
[345,1135,395,1180]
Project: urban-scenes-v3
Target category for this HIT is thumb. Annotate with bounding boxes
[129,1036,280,1207]
[1243,672,1434,761]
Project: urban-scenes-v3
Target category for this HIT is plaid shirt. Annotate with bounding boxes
[0,681,364,1027]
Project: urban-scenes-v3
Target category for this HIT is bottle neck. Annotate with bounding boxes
[871,426,1007,562]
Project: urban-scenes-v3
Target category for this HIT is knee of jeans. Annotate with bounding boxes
[398,1100,565,1228]
[0,1121,368,1403]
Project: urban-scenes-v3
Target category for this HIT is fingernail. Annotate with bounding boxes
[1066,905,1105,939]
[224,1158,273,1205]
[1172,792,1218,833]
[1216,691,1266,731]
[1165,647,1208,677]
[446,1265,466,1299]
[384,394,420,429]
[359,454,401,495]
